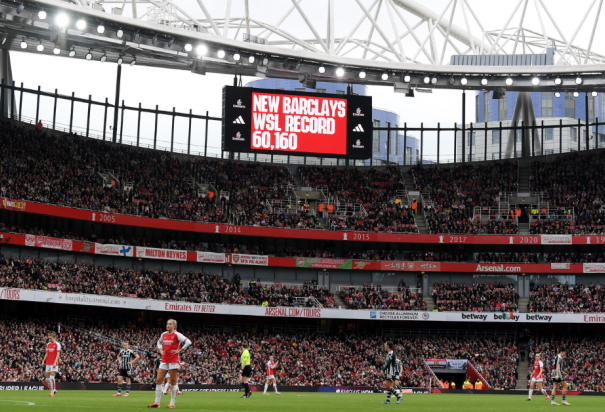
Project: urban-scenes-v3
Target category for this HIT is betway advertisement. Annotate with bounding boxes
[1,287,605,323]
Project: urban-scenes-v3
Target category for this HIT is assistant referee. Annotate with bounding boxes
[240,342,252,398]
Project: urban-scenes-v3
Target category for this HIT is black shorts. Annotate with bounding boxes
[242,365,252,378]
[118,368,132,378]
[385,374,395,381]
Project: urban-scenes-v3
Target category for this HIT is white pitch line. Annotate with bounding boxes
[1,400,36,406]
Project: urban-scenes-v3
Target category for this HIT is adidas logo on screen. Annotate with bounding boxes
[353,124,364,132]
[233,116,245,124]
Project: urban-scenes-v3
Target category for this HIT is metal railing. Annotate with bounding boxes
[5,79,605,167]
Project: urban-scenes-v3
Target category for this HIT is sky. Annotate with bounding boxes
[9,0,604,162]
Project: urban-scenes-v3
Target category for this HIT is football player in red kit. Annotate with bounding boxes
[42,332,61,397]
[527,353,550,401]
[148,320,191,409]
[263,355,281,395]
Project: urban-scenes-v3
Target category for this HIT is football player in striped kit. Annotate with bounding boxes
[113,342,140,397]
[551,349,571,406]
[381,341,402,405]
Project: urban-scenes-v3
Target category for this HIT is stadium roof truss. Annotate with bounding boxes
[3,0,605,91]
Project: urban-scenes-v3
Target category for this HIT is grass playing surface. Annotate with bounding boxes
[0,391,602,412]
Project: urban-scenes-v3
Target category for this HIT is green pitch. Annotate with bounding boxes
[0,391,602,412]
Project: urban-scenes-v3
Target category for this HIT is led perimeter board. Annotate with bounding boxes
[222,86,373,158]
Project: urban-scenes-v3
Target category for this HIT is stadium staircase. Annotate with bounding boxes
[333,294,347,309]
[518,297,530,313]
[517,354,529,389]
[423,297,435,311]
[402,170,430,234]
[517,161,531,193]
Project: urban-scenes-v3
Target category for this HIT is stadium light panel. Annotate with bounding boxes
[130,58,136,66]
[53,46,60,55]
[116,29,124,38]
[576,77,583,85]
[36,43,44,52]
[68,47,76,57]
[554,92,561,98]
[554,77,562,85]
[76,19,87,30]
[117,56,123,65]
[248,55,255,64]
[196,44,208,56]
[573,91,579,97]
[233,53,241,61]
[38,11,47,20]
[460,77,468,85]
[431,77,438,85]
[381,72,389,81]
[168,37,175,47]
[1,34,7,45]
[17,3,24,14]
[55,13,69,27]
[85,51,92,60]
[532,77,540,86]
[481,78,488,86]
[403,75,411,83]
[423,76,430,84]
[184,43,193,52]
[318,66,325,74]
[97,25,105,34]
[359,71,366,79]
[217,50,225,58]
[505,78,513,86]
[335,67,345,77]
[20,39,27,49]
[592,91,598,97]
[100,53,107,62]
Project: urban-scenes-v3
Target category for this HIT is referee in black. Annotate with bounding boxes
[240,342,252,398]
[113,342,140,397]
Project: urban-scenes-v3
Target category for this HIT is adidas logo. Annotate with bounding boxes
[233,116,245,124]
[353,124,364,132]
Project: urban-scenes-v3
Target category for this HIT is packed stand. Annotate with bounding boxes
[413,162,518,234]
[531,153,605,234]
[0,121,295,225]
[476,253,538,264]
[528,334,605,391]
[544,253,605,263]
[431,281,519,312]
[0,255,334,308]
[528,282,604,313]
[0,318,517,389]
[300,166,417,233]
[338,282,426,310]
[408,252,467,262]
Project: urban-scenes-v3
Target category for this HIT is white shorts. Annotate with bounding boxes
[531,377,544,383]
[159,362,181,371]
[266,375,275,380]
[45,365,58,373]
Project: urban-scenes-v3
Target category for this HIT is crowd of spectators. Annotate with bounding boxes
[543,253,605,263]
[476,253,538,264]
[408,252,466,262]
[528,282,604,313]
[528,334,605,391]
[413,162,518,234]
[338,282,426,310]
[431,281,519,312]
[0,255,333,308]
[300,166,417,233]
[531,153,605,234]
[0,318,517,389]
[0,121,296,225]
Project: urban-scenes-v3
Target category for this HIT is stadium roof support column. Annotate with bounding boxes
[505,92,536,158]
[0,50,15,117]
[112,64,122,144]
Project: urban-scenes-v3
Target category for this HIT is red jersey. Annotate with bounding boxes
[157,331,189,364]
[533,360,544,378]
[267,361,275,376]
[46,342,61,366]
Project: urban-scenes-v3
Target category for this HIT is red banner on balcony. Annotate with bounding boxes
[1,198,26,211]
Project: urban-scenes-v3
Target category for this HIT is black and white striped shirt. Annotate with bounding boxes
[118,349,137,370]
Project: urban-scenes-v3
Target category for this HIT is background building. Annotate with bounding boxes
[246,79,420,166]
[459,91,605,161]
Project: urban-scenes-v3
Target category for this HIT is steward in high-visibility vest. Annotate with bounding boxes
[411,199,418,214]
[475,380,483,390]
[327,204,334,214]
[318,203,325,213]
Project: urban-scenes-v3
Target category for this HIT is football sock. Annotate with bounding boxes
[529,389,533,399]
[170,385,178,405]
[154,385,162,404]
[386,389,392,402]
[552,395,556,403]
[562,395,566,402]
[274,383,278,393]
[126,384,131,394]
[542,389,548,396]
[46,378,52,391]
[264,384,268,394]
[50,377,55,392]
[164,382,171,393]
[117,384,122,394]
[244,383,250,394]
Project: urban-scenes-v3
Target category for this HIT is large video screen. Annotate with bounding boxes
[222,86,373,158]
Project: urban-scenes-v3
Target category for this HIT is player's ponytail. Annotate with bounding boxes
[386,340,396,358]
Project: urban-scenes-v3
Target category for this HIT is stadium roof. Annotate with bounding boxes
[3,0,605,92]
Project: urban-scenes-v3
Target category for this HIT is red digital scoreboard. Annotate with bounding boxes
[222,86,373,158]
